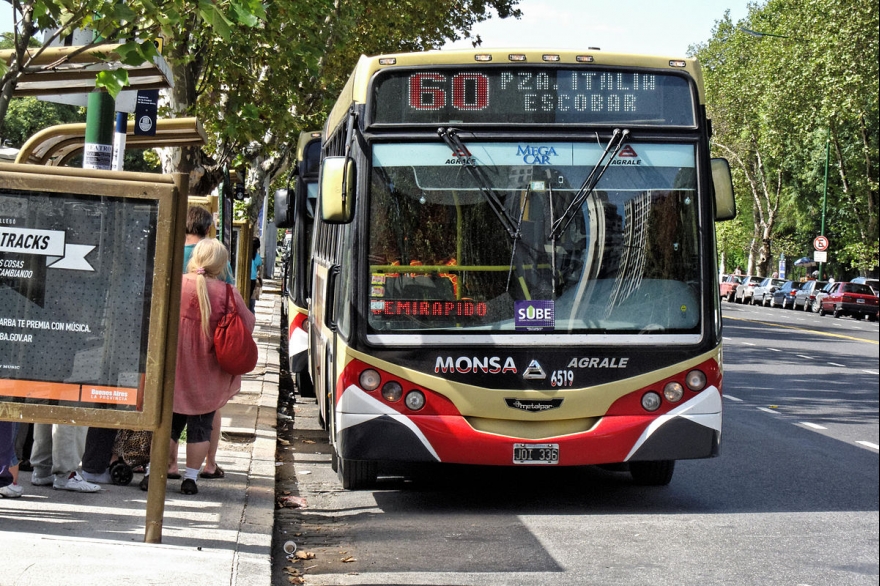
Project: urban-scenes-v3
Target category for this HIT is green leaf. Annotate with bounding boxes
[241,103,260,120]
[114,41,149,67]
[230,0,266,26]
[199,0,234,40]
[111,3,138,22]
[95,70,130,99]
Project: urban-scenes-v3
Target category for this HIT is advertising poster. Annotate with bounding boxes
[0,187,158,411]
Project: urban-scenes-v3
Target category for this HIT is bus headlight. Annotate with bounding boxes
[641,392,662,412]
[405,390,426,411]
[663,382,684,402]
[381,381,403,402]
[685,370,707,391]
[359,369,381,391]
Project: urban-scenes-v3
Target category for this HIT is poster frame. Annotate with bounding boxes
[0,163,186,431]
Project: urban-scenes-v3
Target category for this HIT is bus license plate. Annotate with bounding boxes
[513,443,559,465]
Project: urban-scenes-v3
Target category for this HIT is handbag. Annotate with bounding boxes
[214,284,258,375]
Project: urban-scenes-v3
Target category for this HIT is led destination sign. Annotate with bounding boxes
[372,67,695,126]
[371,299,488,318]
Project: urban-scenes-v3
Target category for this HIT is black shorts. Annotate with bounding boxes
[171,411,215,444]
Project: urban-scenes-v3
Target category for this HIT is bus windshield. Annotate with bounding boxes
[367,141,700,336]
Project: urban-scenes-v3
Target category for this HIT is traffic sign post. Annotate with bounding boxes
[813,235,829,280]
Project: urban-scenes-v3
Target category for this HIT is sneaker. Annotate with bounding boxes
[81,469,112,484]
[180,478,198,495]
[0,484,23,498]
[31,471,54,486]
[139,475,149,492]
[53,471,101,492]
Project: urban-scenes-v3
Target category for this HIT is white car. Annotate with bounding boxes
[751,277,786,306]
[734,275,765,304]
[851,276,879,297]
[810,281,836,312]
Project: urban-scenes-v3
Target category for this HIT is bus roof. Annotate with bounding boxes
[326,48,705,135]
[296,130,322,161]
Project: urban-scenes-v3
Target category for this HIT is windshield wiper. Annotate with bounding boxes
[549,128,629,240]
[505,182,533,293]
[438,127,519,240]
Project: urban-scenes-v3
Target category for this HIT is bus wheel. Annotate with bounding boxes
[338,457,378,490]
[296,371,316,398]
[629,460,675,486]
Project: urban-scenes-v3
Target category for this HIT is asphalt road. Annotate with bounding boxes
[273,301,879,585]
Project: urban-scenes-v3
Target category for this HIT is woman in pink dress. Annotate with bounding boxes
[142,238,255,495]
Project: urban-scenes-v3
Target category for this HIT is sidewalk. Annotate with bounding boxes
[0,279,282,586]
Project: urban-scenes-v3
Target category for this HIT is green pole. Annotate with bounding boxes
[819,132,829,279]
[83,90,116,170]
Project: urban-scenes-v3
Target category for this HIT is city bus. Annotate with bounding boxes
[275,130,322,397]
[310,48,736,489]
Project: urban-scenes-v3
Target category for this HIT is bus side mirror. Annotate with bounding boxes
[274,188,293,228]
[320,156,355,223]
[711,158,736,221]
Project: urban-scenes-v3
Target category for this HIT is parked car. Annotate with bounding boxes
[769,280,804,309]
[850,276,879,296]
[810,281,836,312]
[733,275,765,304]
[793,280,828,311]
[818,282,879,320]
[751,277,786,306]
[720,274,745,302]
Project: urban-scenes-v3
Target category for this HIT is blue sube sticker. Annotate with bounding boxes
[515,300,555,331]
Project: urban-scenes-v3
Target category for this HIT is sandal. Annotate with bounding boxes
[199,466,225,479]
[180,478,198,495]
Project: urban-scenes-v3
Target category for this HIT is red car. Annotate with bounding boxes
[818,282,879,321]
[720,274,745,302]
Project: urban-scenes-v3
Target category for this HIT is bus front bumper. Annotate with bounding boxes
[335,386,721,466]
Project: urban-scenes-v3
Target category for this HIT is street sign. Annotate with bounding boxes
[813,235,829,251]
[814,251,827,263]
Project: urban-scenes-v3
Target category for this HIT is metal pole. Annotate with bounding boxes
[144,172,189,543]
[819,132,830,279]
[83,91,115,170]
[111,111,127,171]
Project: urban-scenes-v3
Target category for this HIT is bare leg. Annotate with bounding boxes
[168,439,179,476]
[185,440,211,474]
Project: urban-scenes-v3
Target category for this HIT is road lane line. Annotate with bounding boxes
[725,395,743,402]
[757,407,780,415]
[796,354,813,360]
[856,441,879,450]
[827,362,845,367]
[768,347,781,352]
[800,422,827,430]
[862,370,879,375]
[725,316,879,344]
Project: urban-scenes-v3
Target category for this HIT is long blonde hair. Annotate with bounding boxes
[187,238,230,338]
